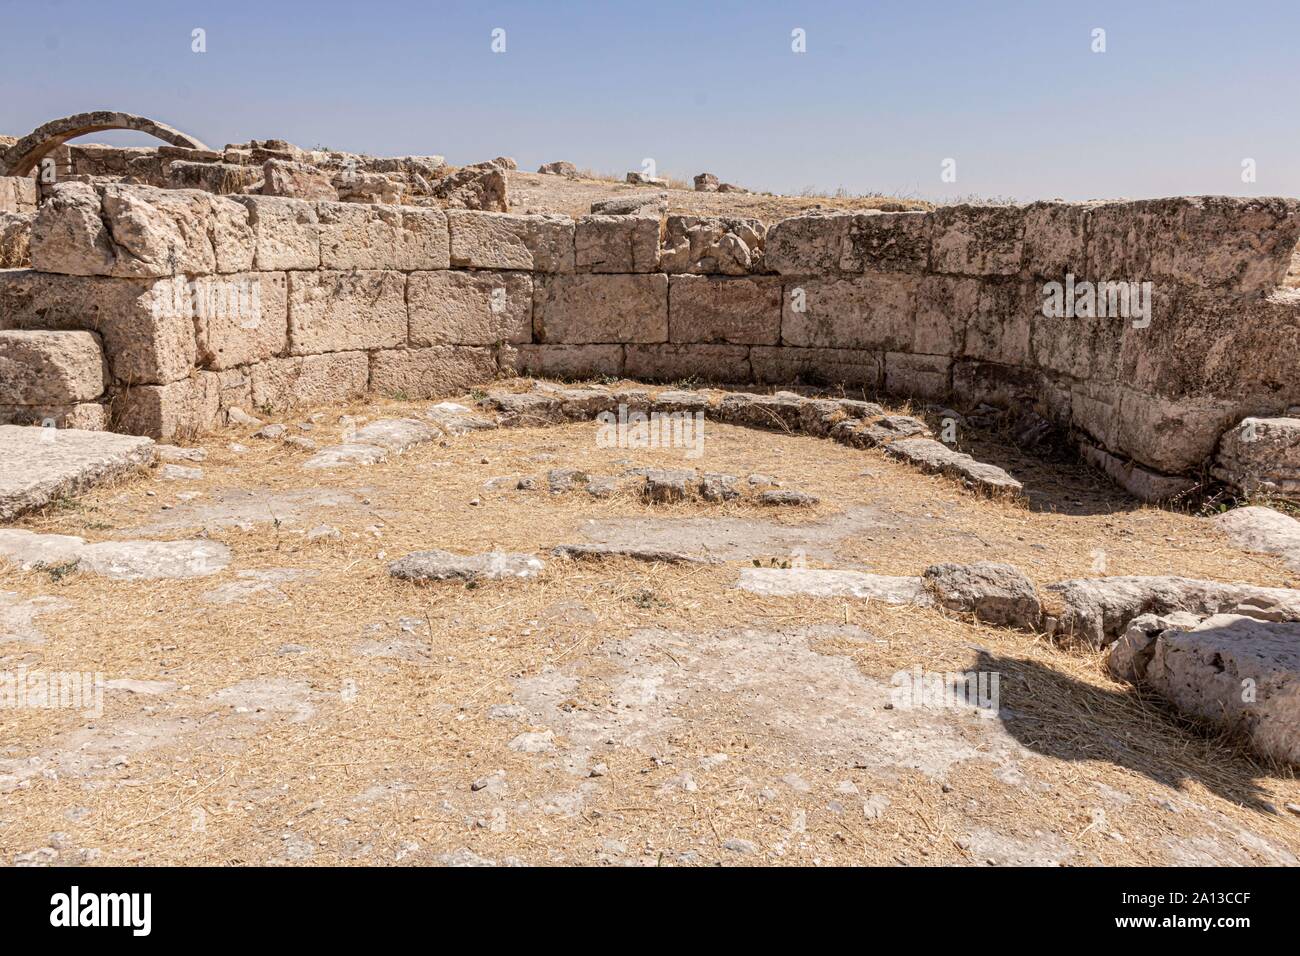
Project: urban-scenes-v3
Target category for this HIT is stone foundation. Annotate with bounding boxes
[2,181,1299,499]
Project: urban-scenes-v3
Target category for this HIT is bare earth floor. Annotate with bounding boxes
[1,391,1298,866]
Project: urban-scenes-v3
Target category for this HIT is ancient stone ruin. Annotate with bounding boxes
[2,112,1300,868]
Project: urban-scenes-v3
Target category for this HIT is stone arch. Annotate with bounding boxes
[0,111,210,177]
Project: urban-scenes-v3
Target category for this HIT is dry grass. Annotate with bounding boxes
[0,389,1296,866]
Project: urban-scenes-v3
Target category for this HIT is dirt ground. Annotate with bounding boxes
[1,386,1297,867]
[506,170,930,220]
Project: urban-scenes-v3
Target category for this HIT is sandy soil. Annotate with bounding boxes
[0,387,1297,866]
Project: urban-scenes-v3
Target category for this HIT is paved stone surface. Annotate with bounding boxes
[550,543,713,565]
[0,528,230,579]
[389,549,544,583]
[0,425,155,522]
[735,568,932,603]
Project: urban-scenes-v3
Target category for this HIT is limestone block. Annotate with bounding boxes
[930,204,1024,276]
[507,344,624,379]
[287,270,407,355]
[115,374,221,439]
[624,343,751,383]
[1022,201,1093,278]
[191,271,289,370]
[840,211,930,273]
[884,352,951,400]
[781,275,917,351]
[534,274,667,344]
[167,160,261,195]
[668,275,780,345]
[369,346,498,399]
[750,346,882,387]
[659,215,765,275]
[0,271,196,385]
[232,196,320,270]
[0,402,106,430]
[448,211,575,273]
[1214,417,1300,496]
[765,212,851,275]
[318,202,449,271]
[0,176,37,214]
[261,159,338,201]
[408,270,531,347]
[0,330,106,404]
[249,351,369,410]
[575,213,660,273]
[1113,388,1237,475]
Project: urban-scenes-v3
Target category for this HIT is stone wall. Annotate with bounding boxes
[2,181,1299,498]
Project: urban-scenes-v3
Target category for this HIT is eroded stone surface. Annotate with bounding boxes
[0,529,230,579]
[389,549,544,583]
[736,568,932,603]
[0,425,155,522]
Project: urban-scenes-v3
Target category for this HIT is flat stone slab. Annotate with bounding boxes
[0,425,155,522]
[0,589,73,644]
[735,568,932,604]
[389,549,544,583]
[550,543,712,565]
[0,528,230,579]
[1212,506,1300,572]
[883,438,1023,497]
[303,443,390,469]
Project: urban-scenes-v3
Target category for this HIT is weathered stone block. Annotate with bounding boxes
[884,352,950,400]
[962,280,1033,366]
[262,158,338,201]
[0,271,196,385]
[249,351,369,410]
[1022,201,1093,278]
[1088,197,1300,294]
[668,275,780,345]
[840,211,930,273]
[232,195,321,270]
[192,271,288,370]
[1113,388,1237,474]
[624,344,751,383]
[318,202,449,271]
[30,183,254,278]
[0,176,37,214]
[287,270,407,355]
[930,205,1024,275]
[408,270,531,346]
[0,330,106,404]
[448,211,575,273]
[369,347,497,399]
[750,346,881,387]
[575,213,660,273]
[0,402,106,431]
[534,274,667,344]
[167,160,261,196]
[1214,417,1300,496]
[765,212,850,275]
[0,211,32,269]
[115,373,221,439]
[781,275,917,351]
[508,344,624,379]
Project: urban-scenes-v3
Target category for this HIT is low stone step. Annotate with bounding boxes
[0,424,155,522]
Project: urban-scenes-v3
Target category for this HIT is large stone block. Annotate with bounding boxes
[318,202,449,271]
[30,183,254,278]
[0,402,107,431]
[575,213,660,273]
[1112,388,1238,474]
[1214,417,1300,496]
[750,346,881,387]
[0,424,153,521]
[249,351,369,410]
[668,275,780,345]
[167,160,261,196]
[781,275,917,351]
[765,212,850,275]
[534,274,668,344]
[624,344,751,383]
[191,271,289,370]
[0,330,106,404]
[950,360,1041,409]
[840,211,930,273]
[930,205,1024,276]
[0,176,37,214]
[961,280,1033,367]
[1087,197,1300,294]
[1022,201,1093,278]
[287,270,407,355]
[408,270,531,347]
[0,211,32,269]
[0,270,196,385]
[884,352,951,400]
[369,346,497,399]
[232,195,321,270]
[508,344,624,379]
[115,373,221,439]
[448,211,575,273]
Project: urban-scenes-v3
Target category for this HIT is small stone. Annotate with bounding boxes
[227,407,264,427]
[756,489,819,507]
[254,423,287,440]
[158,464,203,481]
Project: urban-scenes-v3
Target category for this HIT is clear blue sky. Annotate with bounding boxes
[2,0,1295,201]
